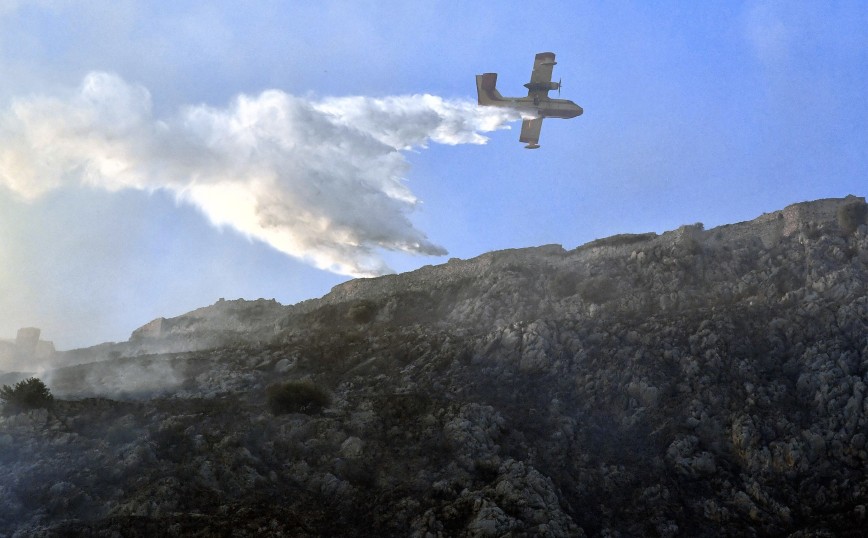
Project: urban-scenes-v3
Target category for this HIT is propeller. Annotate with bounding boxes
[558,78,562,96]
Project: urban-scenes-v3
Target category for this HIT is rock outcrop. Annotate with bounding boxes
[1,195,866,536]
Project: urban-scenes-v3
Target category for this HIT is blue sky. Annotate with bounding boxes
[0,1,865,350]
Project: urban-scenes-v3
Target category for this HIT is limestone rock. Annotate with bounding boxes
[1,196,866,536]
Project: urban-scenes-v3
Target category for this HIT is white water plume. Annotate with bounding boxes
[0,72,520,276]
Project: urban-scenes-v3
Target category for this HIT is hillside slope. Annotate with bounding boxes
[1,195,867,536]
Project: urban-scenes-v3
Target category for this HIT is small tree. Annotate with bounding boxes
[266,380,330,415]
[0,377,54,415]
[347,300,378,324]
[837,201,868,234]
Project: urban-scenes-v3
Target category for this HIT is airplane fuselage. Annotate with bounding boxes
[475,72,583,119]
[475,54,582,148]
[499,96,583,119]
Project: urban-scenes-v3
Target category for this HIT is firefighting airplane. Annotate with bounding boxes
[476,52,582,149]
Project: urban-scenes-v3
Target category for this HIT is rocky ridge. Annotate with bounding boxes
[1,195,866,536]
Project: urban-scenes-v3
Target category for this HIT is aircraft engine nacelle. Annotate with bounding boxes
[523,81,561,92]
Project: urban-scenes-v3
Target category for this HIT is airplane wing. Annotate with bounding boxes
[519,117,544,149]
[525,52,557,98]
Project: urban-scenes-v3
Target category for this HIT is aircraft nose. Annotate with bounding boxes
[573,104,584,117]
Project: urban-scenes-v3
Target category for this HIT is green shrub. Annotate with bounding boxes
[551,272,579,298]
[266,380,331,415]
[0,377,54,414]
[347,301,378,324]
[837,201,867,234]
[577,276,618,305]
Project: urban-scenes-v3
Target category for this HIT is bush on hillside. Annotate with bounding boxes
[266,380,330,415]
[0,377,54,415]
[551,272,579,298]
[347,301,378,324]
[577,275,618,305]
[837,201,868,234]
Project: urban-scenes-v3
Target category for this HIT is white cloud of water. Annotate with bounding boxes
[0,72,519,276]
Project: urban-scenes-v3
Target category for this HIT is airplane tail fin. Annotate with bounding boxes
[476,73,506,105]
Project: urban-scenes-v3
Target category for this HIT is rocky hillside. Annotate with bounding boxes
[1,195,866,536]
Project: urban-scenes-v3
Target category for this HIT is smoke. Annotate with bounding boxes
[0,72,519,276]
[40,356,184,400]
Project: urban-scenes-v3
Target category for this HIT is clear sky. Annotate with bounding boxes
[0,1,865,350]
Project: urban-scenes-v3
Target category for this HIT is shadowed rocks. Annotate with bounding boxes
[1,196,866,536]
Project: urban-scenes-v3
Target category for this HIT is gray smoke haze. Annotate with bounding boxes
[41,358,184,400]
[0,72,520,276]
